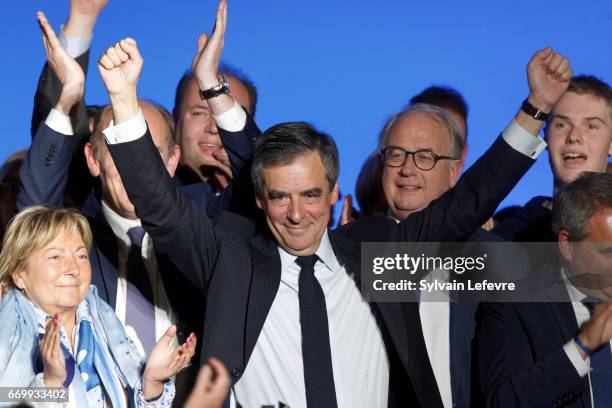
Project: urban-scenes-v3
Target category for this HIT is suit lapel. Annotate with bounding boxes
[244,233,282,365]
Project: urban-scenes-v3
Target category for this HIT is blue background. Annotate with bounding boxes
[2,0,611,215]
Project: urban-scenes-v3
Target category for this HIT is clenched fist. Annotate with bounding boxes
[98,37,142,97]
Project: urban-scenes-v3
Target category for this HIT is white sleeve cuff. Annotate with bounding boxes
[563,340,591,377]
[45,108,74,135]
[213,99,247,132]
[103,110,147,144]
[58,25,92,58]
[501,119,547,159]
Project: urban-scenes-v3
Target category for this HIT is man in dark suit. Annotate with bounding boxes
[99,1,574,404]
[361,100,529,408]
[477,172,612,408]
[19,10,255,405]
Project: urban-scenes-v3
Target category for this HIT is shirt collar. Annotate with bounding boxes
[278,229,341,273]
[560,267,589,303]
[101,201,142,246]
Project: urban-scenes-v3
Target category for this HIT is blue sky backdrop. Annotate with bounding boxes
[2,0,611,215]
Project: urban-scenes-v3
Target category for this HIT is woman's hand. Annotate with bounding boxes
[142,325,196,399]
[40,314,67,388]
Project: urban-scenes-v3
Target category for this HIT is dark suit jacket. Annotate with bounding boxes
[476,267,591,408]
[106,109,536,407]
[449,229,530,408]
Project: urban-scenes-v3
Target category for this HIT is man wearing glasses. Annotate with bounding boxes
[377,102,531,408]
[379,103,465,221]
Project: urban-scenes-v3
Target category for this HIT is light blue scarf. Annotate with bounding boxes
[0,286,145,407]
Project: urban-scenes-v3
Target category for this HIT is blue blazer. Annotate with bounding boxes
[476,275,591,407]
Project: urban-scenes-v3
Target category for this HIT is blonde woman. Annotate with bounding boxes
[0,206,196,407]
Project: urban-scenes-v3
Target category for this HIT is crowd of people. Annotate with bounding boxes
[0,0,610,407]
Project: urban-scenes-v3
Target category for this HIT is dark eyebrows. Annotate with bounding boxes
[268,190,289,200]
[301,188,323,197]
[267,188,324,199]
[552,114,607,124]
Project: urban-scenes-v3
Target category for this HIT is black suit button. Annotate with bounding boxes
[231,368,241,378]
[50,144,57,152]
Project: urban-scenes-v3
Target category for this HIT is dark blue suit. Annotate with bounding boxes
[476,277,591,407]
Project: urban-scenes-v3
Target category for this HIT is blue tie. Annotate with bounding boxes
[297,255,338,408]
[583,301,612,407]
[125,226,156,355]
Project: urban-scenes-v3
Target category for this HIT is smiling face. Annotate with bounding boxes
[174,76,252,184]
[547,92,612,191]
[381,112,462,220]
[12,230,91,315]
[255,151,339,256]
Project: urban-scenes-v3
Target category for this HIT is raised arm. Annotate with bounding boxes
[31,0,107,137]
[98,35,221,290]
[18,12,87,210]
[399,48,572,242]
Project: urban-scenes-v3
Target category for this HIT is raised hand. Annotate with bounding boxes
[575,302,612,358]
[98,37,142,123]
[142,326,197,400]
[98,38,142,96]
[192,0,227,90]
[37,11,85,116]
[40,314,67,388]
[65,0,109,37]
[184,358,231,408]
[526,48,573,111]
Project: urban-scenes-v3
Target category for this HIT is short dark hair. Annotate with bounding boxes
[567,75,612,108]
[355,150,385,216]
[410,86,468,121]
[552,172,612,241]
[172,64,258,121]
[251,122,339,197]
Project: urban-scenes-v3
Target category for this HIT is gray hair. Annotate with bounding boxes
[251,122,339,197]
[378,103,464,158]
[552,172,612,241]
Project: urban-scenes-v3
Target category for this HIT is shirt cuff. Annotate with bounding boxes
[59,25,92,58]
[213,99,247,132]
[563,340,591,377]
[103,110,147,144]
[501,119,547,159]
[45,108,74,135]
[135,378,175,407]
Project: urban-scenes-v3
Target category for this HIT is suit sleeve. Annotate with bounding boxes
[17,122,80,211]
[106,129,219,292]
[398,136,536,242]
[476,303,587,407]
[204,111,261,217]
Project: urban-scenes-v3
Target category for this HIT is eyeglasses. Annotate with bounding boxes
[381,147,457,171]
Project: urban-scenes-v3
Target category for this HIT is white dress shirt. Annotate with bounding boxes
[233,230,389,408]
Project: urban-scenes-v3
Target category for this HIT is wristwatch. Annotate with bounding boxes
[521,99,549,121]
[199,75,230,100]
